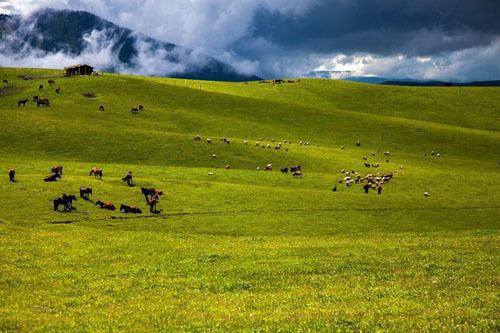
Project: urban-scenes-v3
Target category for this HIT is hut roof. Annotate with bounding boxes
[64,64,94,70]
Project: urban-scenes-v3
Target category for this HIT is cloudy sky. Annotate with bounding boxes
[1,0,499,80]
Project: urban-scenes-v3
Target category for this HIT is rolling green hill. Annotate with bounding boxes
[0,68,499,331]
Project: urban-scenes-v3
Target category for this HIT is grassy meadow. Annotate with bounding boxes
[0,67,499,331]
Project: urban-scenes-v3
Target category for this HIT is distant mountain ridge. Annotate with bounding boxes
[0,9,260,81]
[303,70,500,86]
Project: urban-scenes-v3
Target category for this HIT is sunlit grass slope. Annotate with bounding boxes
[0,67,498,331]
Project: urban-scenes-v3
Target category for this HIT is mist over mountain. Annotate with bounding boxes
[0,9,260,81]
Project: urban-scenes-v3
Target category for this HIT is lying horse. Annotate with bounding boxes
[120,204,142,214]
[44,173,61,182]
[37,98,49,107]
[89,168,103,179]
[95,200,115,210]
[79,186,92,200]
[18,99,28,107]
[8,168,15,182]
[51,165,63,175]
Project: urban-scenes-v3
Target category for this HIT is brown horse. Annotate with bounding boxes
[148,197,159,213]
[51,165,63,175]
[95,200,116,210]
[89,168,103,179]
[44,174,61,182]
[37,98,49,107]
[79,186,92,200]
[8,168,16,182]
[120,204,142,214]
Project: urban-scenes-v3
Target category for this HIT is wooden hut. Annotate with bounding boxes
[64,64,94,76]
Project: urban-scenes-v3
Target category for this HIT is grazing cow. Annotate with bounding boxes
[120,204,142,214]
[99,105,105,111]
[131,107,139,113]
[138,105,144,111]
[290,165,301,172]
[51,165,63,175]
[363,156,367,160]
[363,183,371,194]
[95,200,116,210]
[384,151,390,156]
[259,138,263,141]
[281,167,288,173]
[244,140,248,145]
[194,135,201,141]
[364,163,370,168]
[225,165,230,169]
[79,187,92,200]
[424,192,430,197]
[3,79,8,84]
[212,154,217,158]
[44,174,61,182]
[377,186,382,195]
[48,79,55,85]
[18,99,28,107]
[39,84,43,91]
[226,140,230,144]
[206,138,212,143]
[256,167,260,171]
[8,169,16,182]
[122,171,133,186]
[341,146,345,150]
[293,171,303,178]
[265,164,272,171]
[89,168,103,179]
[437,153,441,157]
[37,98,49,107]
[208,172,215,176]
[33,96,39,102]
[332,186,337,192]
[356,141,361,146]
[55,87,60,93]
[267,144,271,148]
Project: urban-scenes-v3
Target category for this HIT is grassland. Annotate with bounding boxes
[0,67,499,331]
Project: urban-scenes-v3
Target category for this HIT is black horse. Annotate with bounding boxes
[79,187,92,200]
[44,174,61,182]
[53,194,77,212]
[38,84,43,91]
[18,99,28,107]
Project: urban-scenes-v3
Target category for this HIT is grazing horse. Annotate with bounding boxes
[37,98,49,107]
[131,107,139,113]
[89,168,103,179]
[53,197,65,211]
[280,167,288,173]
[148,197,158,213]
[8,169,16,182]
[48,79,55,85]
[18,99,28,107]
[99,105,105,111]
[122,171,133,186]
[63,194,77,210]
[51,165,63,175]
[120,204,142,214]
[55,87,60,93]
[44,174,61,182]
[141,187,155,203]
[290,165,301,172]
[39,84,43,91]
[95,200,116,210]
[79,187,92,200]
[33,96,39,102]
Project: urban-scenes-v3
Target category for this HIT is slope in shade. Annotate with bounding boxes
[0,9,260,81]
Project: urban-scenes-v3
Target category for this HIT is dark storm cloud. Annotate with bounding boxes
[245,0,500,57]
